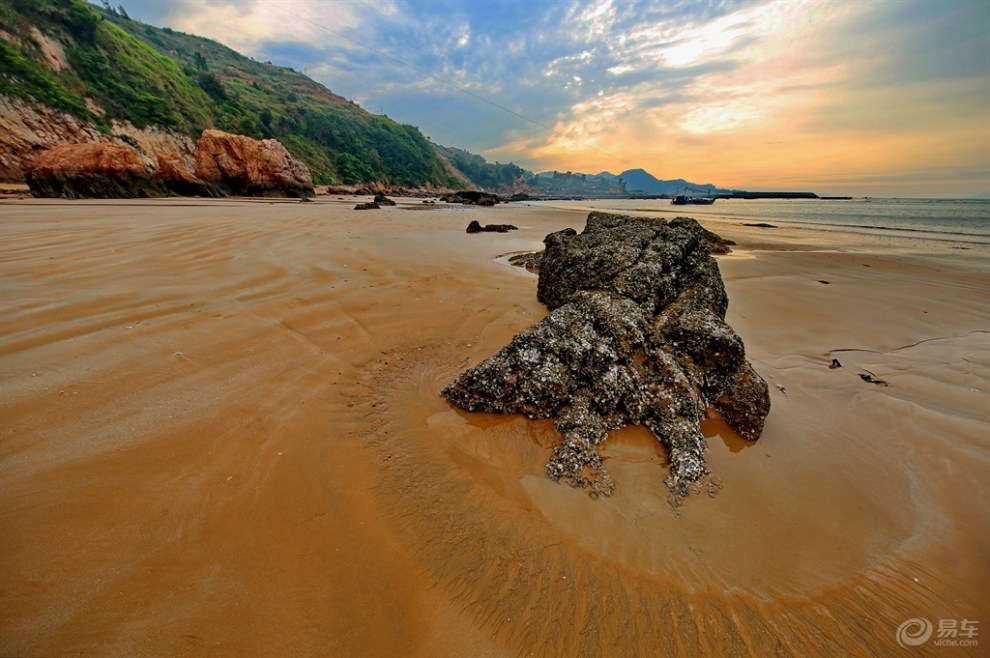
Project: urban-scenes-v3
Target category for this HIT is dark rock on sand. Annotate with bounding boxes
[354,201,380,210]
[444,190,500,206]
[466,220,518,233]
[443,212,769,499]
[374,193,396,206]
[26,142,168,199]
[508,251,543,273]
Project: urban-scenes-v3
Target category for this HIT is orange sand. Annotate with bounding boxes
[1,197,987,656]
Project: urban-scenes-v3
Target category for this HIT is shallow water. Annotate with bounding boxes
[534,197,990,245]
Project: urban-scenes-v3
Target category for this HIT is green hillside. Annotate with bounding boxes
[438,146,537,191]
[0,0,465,187]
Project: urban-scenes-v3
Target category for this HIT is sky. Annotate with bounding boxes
[105,0,989,197]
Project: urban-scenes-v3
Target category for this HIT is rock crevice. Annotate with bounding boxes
[442,212,770,498]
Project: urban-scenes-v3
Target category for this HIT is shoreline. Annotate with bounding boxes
[1,198,987,656]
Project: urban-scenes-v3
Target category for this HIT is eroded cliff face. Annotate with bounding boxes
[24,142,167,199]
[0,95,196,182]
[13,118,314,198]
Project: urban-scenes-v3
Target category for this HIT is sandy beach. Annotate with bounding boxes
[1,197,987,656]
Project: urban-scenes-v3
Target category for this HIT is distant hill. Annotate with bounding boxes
[618,169,723,196]
[531,170,626,195]
[0,0,488,187]
[436,146,535,193]
[534,168,730,197]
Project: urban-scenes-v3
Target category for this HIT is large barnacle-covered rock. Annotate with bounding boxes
[442,212,770,498]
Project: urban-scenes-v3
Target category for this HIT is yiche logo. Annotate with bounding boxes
[897,618,934,647]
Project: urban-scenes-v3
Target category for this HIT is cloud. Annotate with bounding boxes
[484,0,989,194]
[144,0,365,54]
[112,0,990,196]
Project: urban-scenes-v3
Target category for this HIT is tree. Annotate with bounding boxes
[197,72,226,101]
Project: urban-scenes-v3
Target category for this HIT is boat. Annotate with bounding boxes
[671,195,715,205]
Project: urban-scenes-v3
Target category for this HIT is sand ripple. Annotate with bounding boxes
[1,199,986,657]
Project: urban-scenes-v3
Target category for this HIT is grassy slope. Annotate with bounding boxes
[0,0,464,187]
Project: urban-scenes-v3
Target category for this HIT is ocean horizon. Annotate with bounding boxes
[532,197,990,245]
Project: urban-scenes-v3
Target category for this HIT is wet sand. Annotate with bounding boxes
[1,197,987,656]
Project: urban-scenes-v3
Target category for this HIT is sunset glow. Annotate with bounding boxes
[109,0,989,197]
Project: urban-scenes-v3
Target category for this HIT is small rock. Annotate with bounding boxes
[466,220,518,233]
[508,251,543,273]
[444,190,501,206]
[858,372,888,386]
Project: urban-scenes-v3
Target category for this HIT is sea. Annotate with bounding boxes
[530,197,990,246]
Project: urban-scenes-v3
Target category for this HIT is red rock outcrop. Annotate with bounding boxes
[194,129,314,198]
[0,95,197,183]
[154,152,223,197]
[25,142,167,198]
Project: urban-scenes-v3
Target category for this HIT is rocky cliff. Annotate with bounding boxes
[25,142,167,198]
[0,96,197,183]
[22,129,312,199]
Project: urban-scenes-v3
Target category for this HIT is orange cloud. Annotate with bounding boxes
[487,0,989,196]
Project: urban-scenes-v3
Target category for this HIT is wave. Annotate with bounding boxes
[785,220,990,242]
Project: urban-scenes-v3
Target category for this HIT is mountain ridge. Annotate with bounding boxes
[535,168,729,197]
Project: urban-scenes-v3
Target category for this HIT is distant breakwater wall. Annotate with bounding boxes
[719,191,820,199]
